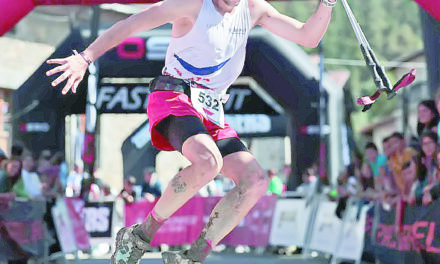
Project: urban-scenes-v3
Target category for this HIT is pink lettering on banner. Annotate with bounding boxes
[65,198,91,250]
[117,37,145,60]
[124,195,277,246]
[376,224,397,249]
[398,225,416,251]
[412,221,428,250]
[426,222,440,253]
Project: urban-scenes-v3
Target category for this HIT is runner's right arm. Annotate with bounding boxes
[46,0,199,94]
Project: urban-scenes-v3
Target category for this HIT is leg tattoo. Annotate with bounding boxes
[171,175,187,193]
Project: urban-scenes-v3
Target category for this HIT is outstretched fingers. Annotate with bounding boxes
[46,64,68,77]
[62,76,77,95]
[46,58,68,65]
[51,70,71,87]
[72,78,83,94]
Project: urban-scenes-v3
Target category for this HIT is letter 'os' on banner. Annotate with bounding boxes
[83,202,113,238]
[269,198,312,247]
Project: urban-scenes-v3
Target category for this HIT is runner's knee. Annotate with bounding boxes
[182,135,223,183]
[239,166,268,195]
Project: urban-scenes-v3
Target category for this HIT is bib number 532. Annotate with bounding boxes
[198,92,220,111]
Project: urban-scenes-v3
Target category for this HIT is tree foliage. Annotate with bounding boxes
[271,0,423,129]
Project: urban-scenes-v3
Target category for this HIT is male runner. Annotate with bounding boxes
[46,0,337,262]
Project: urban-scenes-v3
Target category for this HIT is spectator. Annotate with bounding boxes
[141,167,162,199]
[0,148,7,165]
[0,158,27,198]
[118,176,136,204]
[51,152,69,189]
[387,132,417,196]
[420,132,438,182]
[267,169,283,196]
[401,158,419,203]
[379,136,399,197]
[101,184,115,200]
[365,142,387,190]
[359,161,374,192]
[38,151,63,199]
[66,163,83,197]
[21,153,43,199]
[419,143,440,205]
[296,166,317,195]
[417,100,439,138]
[11,144,24,160]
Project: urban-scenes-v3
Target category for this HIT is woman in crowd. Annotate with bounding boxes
[406,132,439,205]
[0,158,27,198]
[37,151,63,199]
[417,100,439,138]
[359,161,375,193]
[21,153,43,199]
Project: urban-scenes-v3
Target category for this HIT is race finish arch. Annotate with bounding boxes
[12,27,345,188]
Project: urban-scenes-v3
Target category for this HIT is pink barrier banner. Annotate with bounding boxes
[0,200,47,259]
[65,198,91,250]
[220,195,277,246]
[124,195,277,246]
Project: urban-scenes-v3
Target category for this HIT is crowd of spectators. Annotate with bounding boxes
[335,99,440,210]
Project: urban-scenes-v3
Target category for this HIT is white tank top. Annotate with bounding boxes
[163,0,251,94]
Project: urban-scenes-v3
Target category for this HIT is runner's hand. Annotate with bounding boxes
[46,53,89,95]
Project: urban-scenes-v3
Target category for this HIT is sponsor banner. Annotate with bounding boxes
[269,198,311,247]
[334,201,368,261]
[365,200,440,264]
[221,195,277,246]
[124,195,276,246]
[83,202,113,238]
[52,198,77,253]
[64,198,91,251]
[309,201,342,253]
[0,200,48,260]
[125,197,204,246]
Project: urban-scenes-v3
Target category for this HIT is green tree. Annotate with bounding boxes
[272,0,423,130]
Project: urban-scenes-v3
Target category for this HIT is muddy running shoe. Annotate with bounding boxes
[161,251,202,264]
[110,224,150,264]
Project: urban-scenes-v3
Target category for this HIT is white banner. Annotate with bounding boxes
[269,199,311,246]
[51,198,77,253]
[309,201,342,253]
[333,203,368,261]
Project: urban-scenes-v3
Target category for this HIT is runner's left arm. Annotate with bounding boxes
[251,0,335,48]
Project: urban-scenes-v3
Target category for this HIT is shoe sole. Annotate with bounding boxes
[110,226,129,264]
[162,251,180,264]
[161,251,201,264]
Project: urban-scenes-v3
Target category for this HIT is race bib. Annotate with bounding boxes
[191,87,225,128]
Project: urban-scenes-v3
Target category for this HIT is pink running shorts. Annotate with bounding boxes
[147,91,240,151]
